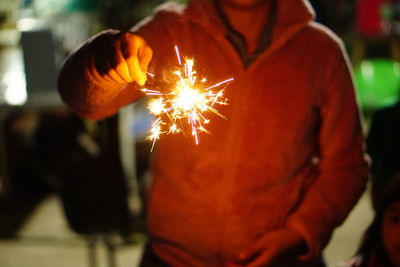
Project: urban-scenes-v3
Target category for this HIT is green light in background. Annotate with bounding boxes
[354,59,400,110]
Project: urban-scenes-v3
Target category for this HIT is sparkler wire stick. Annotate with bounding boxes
[174,45,182,66]
[204,78,234,90]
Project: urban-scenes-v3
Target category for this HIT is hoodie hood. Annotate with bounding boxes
[184,0,315,52]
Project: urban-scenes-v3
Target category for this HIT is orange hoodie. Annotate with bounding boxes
[58,0,369,266]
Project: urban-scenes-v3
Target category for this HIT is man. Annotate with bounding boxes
[58,0,369,266]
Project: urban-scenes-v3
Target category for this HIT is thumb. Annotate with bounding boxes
[121,32,152,86]
[138,43,153,74]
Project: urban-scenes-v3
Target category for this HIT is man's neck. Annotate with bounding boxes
[220,1,271,54]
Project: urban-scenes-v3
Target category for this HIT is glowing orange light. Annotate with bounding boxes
[142,46,234,150]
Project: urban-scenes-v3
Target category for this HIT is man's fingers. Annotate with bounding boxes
[114,39,134,82]
[224,263,244,267]
[246,250,275,267]
[238,234,271,263]
[92,34,127,83]
[237,229,305,267]
[105,67,125,84]
[238,246,261,263]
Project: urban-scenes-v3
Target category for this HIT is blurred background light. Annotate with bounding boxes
[355,59,400,110]
[2,71,27,105]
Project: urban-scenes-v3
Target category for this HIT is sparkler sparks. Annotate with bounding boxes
[142,46,234,150]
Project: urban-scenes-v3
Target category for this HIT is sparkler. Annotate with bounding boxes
[142,46,234,151]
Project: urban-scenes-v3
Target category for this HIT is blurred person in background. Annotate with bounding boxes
[338,100,400,267]
[344,173,400,267]
[58,0,369,266]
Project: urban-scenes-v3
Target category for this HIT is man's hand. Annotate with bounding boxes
[90,31,153,86]
[231,228,307,267]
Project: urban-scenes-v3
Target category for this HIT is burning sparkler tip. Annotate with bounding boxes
[142,45,232,149]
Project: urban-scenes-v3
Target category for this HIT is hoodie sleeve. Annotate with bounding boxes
[286,38,369,260]
[57,29,145,120]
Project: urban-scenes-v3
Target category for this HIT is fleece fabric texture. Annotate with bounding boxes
[58,0,369,266]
